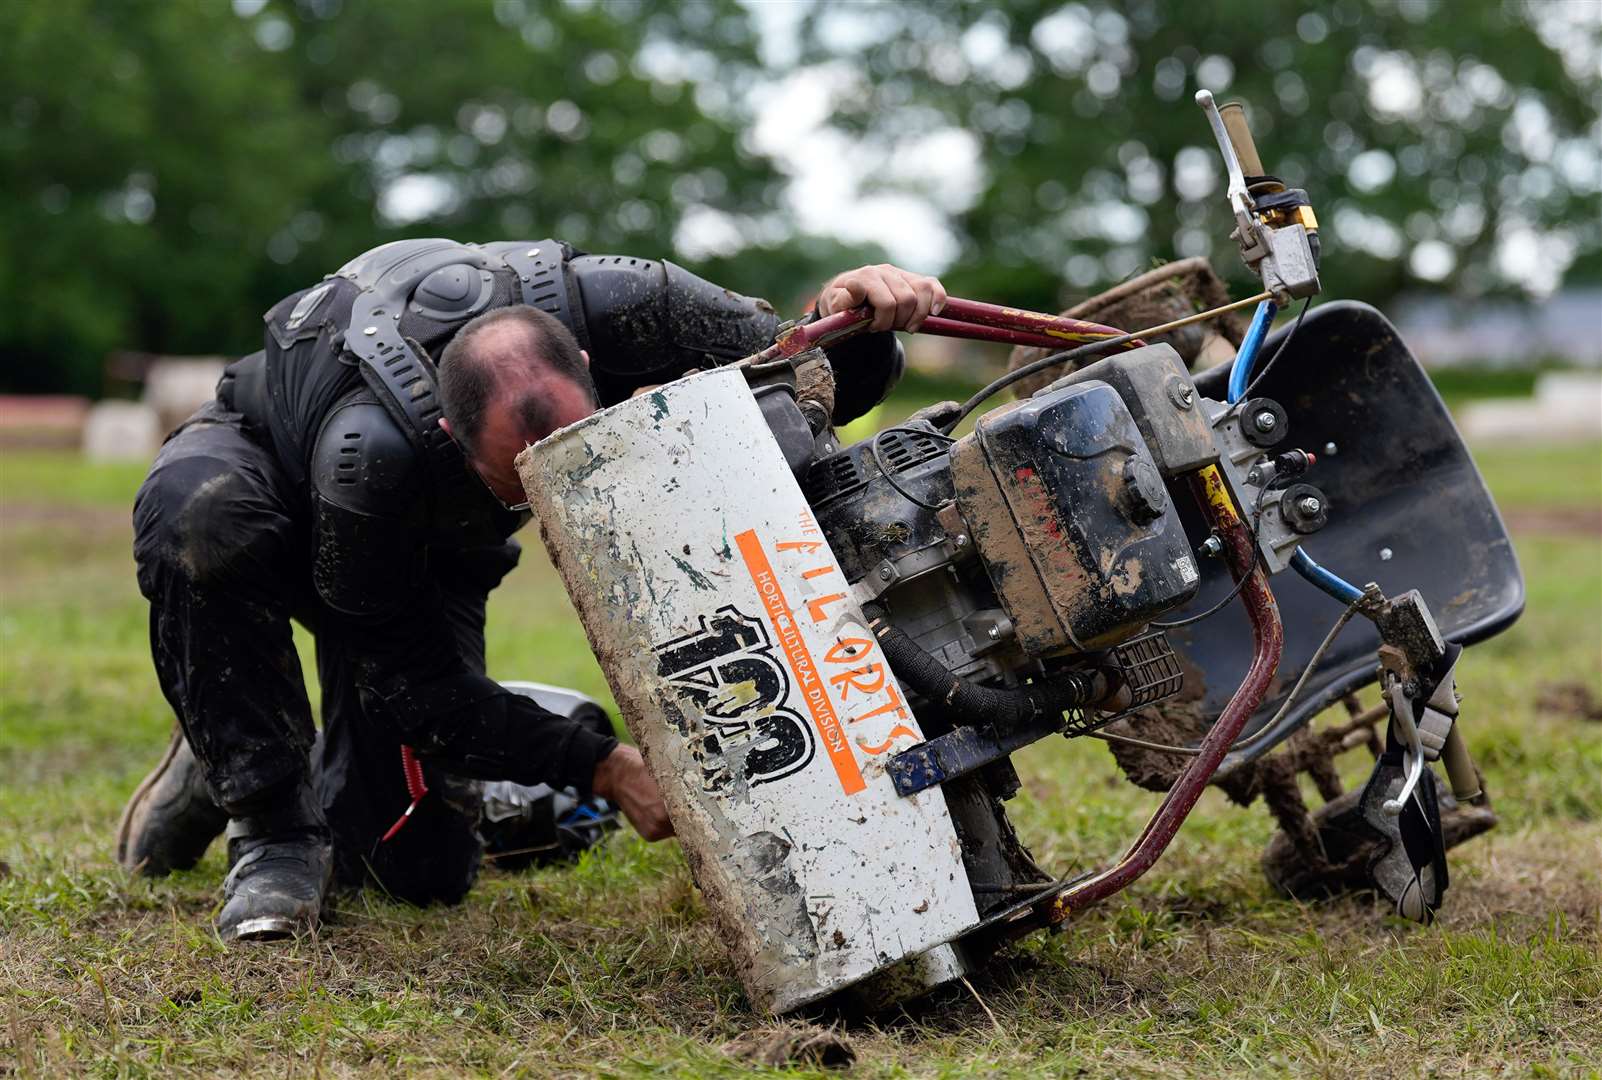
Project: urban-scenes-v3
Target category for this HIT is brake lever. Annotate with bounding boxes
[1196,90,1265,262]
[1381,673,1427,817]
[1195,90,1322,303]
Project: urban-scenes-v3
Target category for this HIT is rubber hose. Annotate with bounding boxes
[874,621,1101,734]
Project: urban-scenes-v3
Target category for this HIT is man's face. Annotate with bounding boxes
[469,373,597,509]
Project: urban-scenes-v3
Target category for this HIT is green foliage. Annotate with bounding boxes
[3,0,1597,399]
[799,0,1602,314]
[0,0,798,395]
[0,0,331,394]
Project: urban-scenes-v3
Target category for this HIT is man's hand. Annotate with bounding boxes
[817,264,948,333]
[591,744,674,841]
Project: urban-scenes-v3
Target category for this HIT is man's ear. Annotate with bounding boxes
[580,348,590,369]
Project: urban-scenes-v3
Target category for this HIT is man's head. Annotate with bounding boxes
[438,305,599,508]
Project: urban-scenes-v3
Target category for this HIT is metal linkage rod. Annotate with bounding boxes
[1044,465,1284,923]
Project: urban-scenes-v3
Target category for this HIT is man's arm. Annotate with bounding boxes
[564,254,945,424]
[308,398,671,838]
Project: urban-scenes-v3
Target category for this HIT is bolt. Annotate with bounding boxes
[987,625,1002,640]
[953,534,969,549]
[1254,410,1278,432]
[362,326,377,336]
[1198,535,1224,558]
[1246,467,1263,485]
[1296,496,1322,516]
[878,565,893,580]
[1324,441,1339,455]
[1379,546,1393,561]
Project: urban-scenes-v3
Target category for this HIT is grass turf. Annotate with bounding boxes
[1,432,1598,1077]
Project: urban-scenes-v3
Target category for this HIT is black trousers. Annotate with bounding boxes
[131,402,521,905]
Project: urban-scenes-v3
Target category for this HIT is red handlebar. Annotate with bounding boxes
[746,295,1144,365]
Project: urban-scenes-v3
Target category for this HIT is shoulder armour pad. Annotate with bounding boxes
[411,263,496,322]
[311,396,422,518]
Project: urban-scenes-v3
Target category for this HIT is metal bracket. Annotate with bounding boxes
[1200,396,1308,574]
[1260,223,1322,302]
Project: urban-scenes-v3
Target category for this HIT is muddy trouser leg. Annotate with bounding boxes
[132,404,317,816]
[315,540,523,906]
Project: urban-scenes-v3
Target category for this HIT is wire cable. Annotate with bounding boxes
[869,426,956,511]
[1150,556,1254,630]
[1151,479,1283,630]
[944,335,1140,433]
[1092,593,1364,757]
[1239,297,1312,401]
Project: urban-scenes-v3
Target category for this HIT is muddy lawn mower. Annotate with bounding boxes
[513,92,1522,1014]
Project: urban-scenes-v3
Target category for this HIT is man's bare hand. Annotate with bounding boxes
[817,264,948,333]
[591,743,674,841]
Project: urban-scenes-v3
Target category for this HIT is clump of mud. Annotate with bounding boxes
[722,1025,857,1070]
[1537,682,1602,723]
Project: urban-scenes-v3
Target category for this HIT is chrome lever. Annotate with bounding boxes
[1195,89,1264,260]
[1382,674,1426,817]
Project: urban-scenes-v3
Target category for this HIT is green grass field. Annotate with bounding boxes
[3,422,1599,1078]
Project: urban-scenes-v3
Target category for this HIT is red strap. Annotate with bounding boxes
[379,744,429,843]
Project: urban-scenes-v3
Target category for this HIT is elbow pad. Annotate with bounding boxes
[569,254,782,405]
[309,397,424,617]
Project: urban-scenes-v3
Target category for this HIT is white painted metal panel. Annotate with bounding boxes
[516,367,979,1013]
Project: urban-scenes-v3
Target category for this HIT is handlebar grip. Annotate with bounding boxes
[1219,101,1266,177]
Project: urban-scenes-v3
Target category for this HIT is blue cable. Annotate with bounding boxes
[1228,299,1278,400]
[1289,548,1365,604]
[1227,299,1365,605]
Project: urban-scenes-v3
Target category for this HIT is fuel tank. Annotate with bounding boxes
[515,366,980,1013]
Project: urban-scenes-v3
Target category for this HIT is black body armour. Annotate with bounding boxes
[222,238,804,482]
[218,236,901,605]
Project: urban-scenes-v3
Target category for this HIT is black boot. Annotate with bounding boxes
[216,783,332,942]
[117,726,229,877]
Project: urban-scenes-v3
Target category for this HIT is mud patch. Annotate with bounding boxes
[1536,681,1602,722]
[722,1025,856,1070]
[1503,506,1602,536]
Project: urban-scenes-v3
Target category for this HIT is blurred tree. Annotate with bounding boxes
[0,0,807,395]
[0,0,331,394]
[799,0,1602,314]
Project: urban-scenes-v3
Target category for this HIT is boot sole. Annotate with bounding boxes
[227,916,304,942]
[116,725,188,873]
